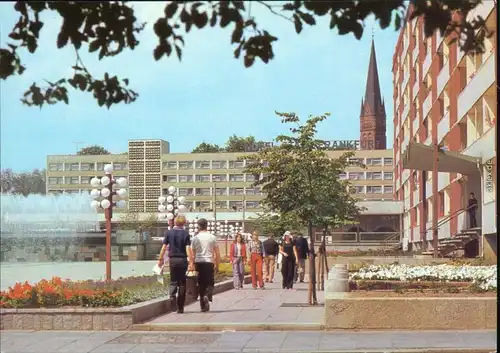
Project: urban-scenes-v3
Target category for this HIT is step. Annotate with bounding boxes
[440,239,464,245]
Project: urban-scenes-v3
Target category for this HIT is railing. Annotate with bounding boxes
[314,231,401,245]
[420,204,476,241]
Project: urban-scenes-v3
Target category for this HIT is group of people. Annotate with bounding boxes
[228,230,310,290]
[157,216,309,315]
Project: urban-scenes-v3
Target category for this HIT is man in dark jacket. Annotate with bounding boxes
[294,233,309,282]
[262,234,279,283]
[467,192,478,228]
[158,216,194,314]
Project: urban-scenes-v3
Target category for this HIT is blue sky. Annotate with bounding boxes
[0,2,399,172]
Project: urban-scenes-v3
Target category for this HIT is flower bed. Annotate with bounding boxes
[349,264,497,291]
[1,261,244,309]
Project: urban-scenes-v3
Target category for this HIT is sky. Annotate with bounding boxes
[0,2,400,172]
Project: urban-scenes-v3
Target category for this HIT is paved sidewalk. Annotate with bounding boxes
[0,330,496,352]
[140,273,325,330]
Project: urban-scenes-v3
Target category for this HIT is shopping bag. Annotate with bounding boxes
[152,264,164,285]
[186,270,199,300]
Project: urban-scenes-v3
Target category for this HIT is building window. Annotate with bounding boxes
[245,201,260,209]
[229,187,245,195]
[348,158,364,166]
[384,186,393,194]
[246,174,257,182]
[48,163,63,171]
[245,187,260,195]
[384,158,393,166]
[212,161,227,169]
[438,191,445,216]
[339,173,347,180]
[195,161,211,169]
[229,160,245,169]
[214,188,227,196]
[48,177,63,185]
[348,172,365,180]
[163,175,177,182]
[384,172,393,180]
[81,176,91,184]
[215,200,227,209]
[366,158,382,166]
[164,161,178,169]
[367,186,383,194]
[178,175,193,182]
[113,163,127,171]
[178,187,193,196]
[229,201,243,210]
[195,188,211,196]
[366,172,382,180]
[68,177,80,184]
[178,161,193,169]
[195,174,211,182]
[195,201,211,210]
[80,163,95,171]
[229,174,245,182]
[65,163,80,171]
[212,174,227,182]
[65,190,79,194]
[351,185,365,194]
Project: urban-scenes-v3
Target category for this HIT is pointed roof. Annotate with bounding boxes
[361,39,385,117]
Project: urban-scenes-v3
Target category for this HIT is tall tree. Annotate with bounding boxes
[224,135,269,152]
[0,1,490,109]
[243,112,361,305]
[0,168,46,196]
[77,145,110,156]
[252,211,302,239]
[192,142,223,153]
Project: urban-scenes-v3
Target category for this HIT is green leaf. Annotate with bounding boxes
[293,14,302,33]
[153,45,165,60]
[298,12,316,25]
[164,2,178,18]
[88,40,99,53]
[231,24,243,44]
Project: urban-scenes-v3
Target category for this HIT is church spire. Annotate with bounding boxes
[363,38,384,116]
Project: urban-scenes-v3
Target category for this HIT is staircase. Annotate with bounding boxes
[421,227,481,257]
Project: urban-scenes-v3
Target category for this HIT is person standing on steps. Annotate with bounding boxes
[229,232,247,289]
[262,233,279,283]
[294,233,309,283]
[280,232,299,289]
[247,231,265,289]
[468,192,478,228]
[191,218,220,312]
[157,216,194,314]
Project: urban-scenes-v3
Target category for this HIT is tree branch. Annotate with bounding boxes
[256,1,293,22]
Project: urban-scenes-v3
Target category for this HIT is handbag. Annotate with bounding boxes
[186,270,199,299]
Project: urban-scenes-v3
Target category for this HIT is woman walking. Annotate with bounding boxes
[229,232,246,289]
[247,231,265,289]
[280,233,299,289]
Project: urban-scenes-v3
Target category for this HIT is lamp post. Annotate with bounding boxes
[158,186,187,228]
[223,219,229,255]
[90,164,128,282]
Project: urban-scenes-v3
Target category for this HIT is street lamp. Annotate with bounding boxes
[158,186,187,228]
[90,164,127,282]
[223,219,229,255]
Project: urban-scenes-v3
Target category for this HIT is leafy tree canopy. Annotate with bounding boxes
[251,211,302,239]
[0,168,46,196]
[0,1,491,109]
[191,142,223,153]
[77,145,110,156]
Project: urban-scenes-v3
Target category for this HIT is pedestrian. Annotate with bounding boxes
[191,218,220,312]
[262,233,279,283]
[280,232,298,289]
[294,233,309,283]
[468,192,478,228]
[277,230,291,270]
[247,231,265,289]
[157,216,194,314]
[229,232,246,289]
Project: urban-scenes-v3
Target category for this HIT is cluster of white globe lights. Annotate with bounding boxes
[89,164,128,210]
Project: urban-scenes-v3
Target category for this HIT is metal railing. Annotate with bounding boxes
[420,204,476,241]
[315,231,401,244]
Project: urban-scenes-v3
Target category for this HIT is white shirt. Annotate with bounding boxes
[236,243,242,257]
[191,231,217,263]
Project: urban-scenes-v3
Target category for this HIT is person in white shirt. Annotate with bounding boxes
[190,218,220,312]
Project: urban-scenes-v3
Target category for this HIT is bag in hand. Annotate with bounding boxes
[186,270,198,300]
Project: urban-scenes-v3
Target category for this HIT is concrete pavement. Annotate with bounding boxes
[0,330,496,352]
[137,273,325,331]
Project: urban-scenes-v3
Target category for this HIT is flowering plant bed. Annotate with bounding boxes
[349,279,476,292]
[327,249,407,257]
[349,264,497,291]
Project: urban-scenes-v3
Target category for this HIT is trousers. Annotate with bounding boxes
[168,257,188,309]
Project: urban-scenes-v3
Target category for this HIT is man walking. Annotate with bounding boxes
[191,218,220,312]
[294,233,309,283]
[468,192,478,228]
[158,216,193,314]
[262,233,279,283]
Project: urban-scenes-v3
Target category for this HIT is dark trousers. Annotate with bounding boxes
[468,211,477,228]
[195,262,215,303]
[281,259,295,289]
[169,257,188,309]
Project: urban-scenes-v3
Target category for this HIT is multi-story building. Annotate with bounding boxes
[392,2,496,257]
[46,146,395,215]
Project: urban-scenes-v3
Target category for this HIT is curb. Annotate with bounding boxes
[131,322,324,331]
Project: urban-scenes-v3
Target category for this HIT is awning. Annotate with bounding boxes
[402,142,480,175]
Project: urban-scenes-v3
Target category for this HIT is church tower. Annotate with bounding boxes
[360,39,387,150]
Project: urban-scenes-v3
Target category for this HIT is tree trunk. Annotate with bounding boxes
[307,220,318,305]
